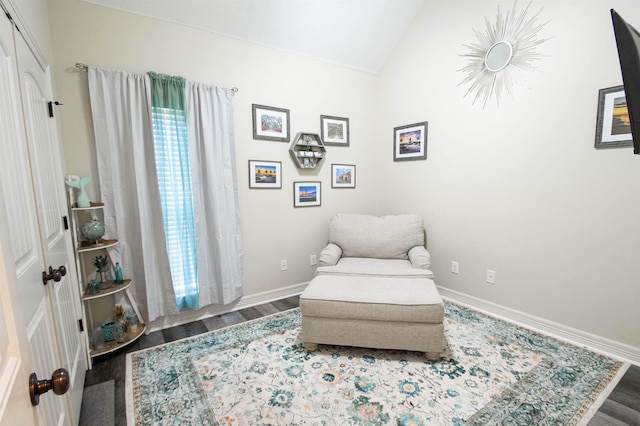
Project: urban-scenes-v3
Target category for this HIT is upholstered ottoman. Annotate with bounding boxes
[299,274,444,361]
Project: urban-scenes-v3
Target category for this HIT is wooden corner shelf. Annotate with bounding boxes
[89,323,146,358]
[83,279,132,300]
[71,201,104,210]
[77,238,118,252]
[68,195,145,368]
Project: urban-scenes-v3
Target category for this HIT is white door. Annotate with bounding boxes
[14,19,87,424]
[0,11,54,426]
[0,10,86,426]
[0,237,36,425]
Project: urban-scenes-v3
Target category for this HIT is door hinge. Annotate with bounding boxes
[47,101,62,118]
[78,319,84,332]
[63,215,69,230]
[2,8,16,31]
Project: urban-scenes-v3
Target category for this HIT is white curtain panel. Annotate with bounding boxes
[87,67,244,322]
[186,82,243,306]
[88,67,180,321]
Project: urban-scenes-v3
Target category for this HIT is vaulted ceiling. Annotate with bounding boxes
[80,0,426,74]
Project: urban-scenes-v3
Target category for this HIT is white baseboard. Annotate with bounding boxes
[147,281,309,333]
[438,286,640,366]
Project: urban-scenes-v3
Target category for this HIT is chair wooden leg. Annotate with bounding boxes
[305,342,318,351]
[425,352,440,362]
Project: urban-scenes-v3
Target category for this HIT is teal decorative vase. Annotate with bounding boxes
[87,279,99,295]
[102,321,122,342]
[81,219,105,242]
[114,263,124,284]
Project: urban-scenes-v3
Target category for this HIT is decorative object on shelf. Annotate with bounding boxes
[331,164,356,188]
[80,218,106,243]
[65,175,92,208]
[248,160,282,189]
[114,304,129,343]
[595,85,633,149]
[114,262,124,284]
[320,115,350,146]
[459,1,550,108]
[293,181,321,207]
[252,104,290,142]
[114,304,124,321]
[87,279,99,295]
[126,311,138,333]
[92,255,111,289]
[101,320,120,342]
[288,132,326,169]
[91,325,104,350]
[393,122,428,162]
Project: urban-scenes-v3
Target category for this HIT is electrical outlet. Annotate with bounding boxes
[486,269,495,284]
[280,259,287,271]
[451,261,459,274]
[310,254,317,266]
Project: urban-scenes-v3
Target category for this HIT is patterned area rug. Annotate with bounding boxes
[126,302,626,425]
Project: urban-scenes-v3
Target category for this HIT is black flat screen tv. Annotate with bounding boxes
[611,9,640,154]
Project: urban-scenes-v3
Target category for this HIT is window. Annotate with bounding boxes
[151,105,199,310]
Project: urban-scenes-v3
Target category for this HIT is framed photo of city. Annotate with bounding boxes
[320,115,350,146]
[248,160,281,189]
[252,104,290,142]
[331,164,356,188]
[393,121,427,161]
[293,181,321,207]
[595,86,633,149]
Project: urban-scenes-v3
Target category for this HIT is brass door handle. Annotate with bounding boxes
[29,368,70,406]
[42,265,67,285]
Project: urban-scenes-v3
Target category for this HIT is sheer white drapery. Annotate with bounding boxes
[186,81,243,306]
[87,67,243,322]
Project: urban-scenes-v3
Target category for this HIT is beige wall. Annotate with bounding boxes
[48,0,640,350]
[377,0,640,348]
[48,0,379,304]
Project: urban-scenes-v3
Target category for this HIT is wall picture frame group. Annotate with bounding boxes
[248,160,281,189]
[331,164,356,188]
[320,115,350,146]
[595,85,633,149]
[252,104,290,142]
[393,121,427,161]
[293,181,321,207]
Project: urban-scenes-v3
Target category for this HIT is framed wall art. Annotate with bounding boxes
[293,181,321,207]
[320,115,350,146]
[595,85,633,149]
[331,164,356,188]
[252,104,290,142]
[248,160,281,189]
[393,121,427,161]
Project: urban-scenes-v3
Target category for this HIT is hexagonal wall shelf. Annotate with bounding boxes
[289,132,326,169]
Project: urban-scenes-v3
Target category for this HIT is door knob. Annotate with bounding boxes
[29,368,70,406]
[42,265,67,285]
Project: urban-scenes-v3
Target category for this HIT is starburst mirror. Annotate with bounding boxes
[459,1,550,107]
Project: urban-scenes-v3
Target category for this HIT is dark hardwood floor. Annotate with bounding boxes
[589,364,640,426]
[78,295,640,425]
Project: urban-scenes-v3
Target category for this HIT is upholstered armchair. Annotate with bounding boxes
[315,213,434,278]
[300,213,445,360]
